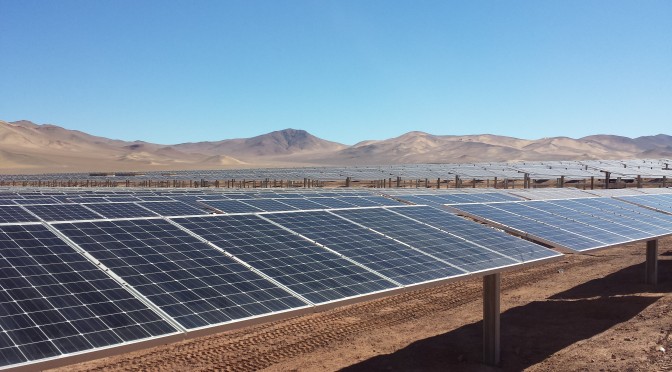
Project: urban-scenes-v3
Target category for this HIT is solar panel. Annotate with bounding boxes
[547,198,672,232]
[0,205,41,224]
[137,201,209,217]
[23,204,104,222]
[618,194,672,214]
[239,199,298,212]
[264,211,465,285]
[389,206,561,262]
[332,208,517,272]
[273,198,327,210]
[521,201,654,239]
[305,198,357,209]
[490,203,629,245]
[53,219,308,330]
[453,203,605,251]
[83,203,159,219]
[199,200,263,214]
[12,198,59,205]
[0,224,178,368]
[171,214,397,304]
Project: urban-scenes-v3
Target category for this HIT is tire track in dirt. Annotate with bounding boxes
[62,253,610,372]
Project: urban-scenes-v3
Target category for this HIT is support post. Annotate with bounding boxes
[645,240,658,285]
[604,172,611,189]
[590,176,595,190]
[483,273,501,366]
[637,175,642,189]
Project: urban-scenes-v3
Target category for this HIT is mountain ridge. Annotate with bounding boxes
[1,120,671,174]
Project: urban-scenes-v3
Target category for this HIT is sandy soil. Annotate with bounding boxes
[50,238,672,372]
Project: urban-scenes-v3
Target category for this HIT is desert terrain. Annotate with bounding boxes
[2,119,672,174]
[50,237,672,372]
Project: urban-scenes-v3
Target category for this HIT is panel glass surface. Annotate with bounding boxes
[0,206,41,224]
[264,211,464,285]
[54,219,307,330]
[239,199,298,212]
[390,206,561,262]
[83,203,158,219]
[453,203,604,251]
[333,208,517,272]
[199,200,263,214]
[172,215,397,304]
[0,224,177,368]
[138,201,209,217]
[23,204,104,222]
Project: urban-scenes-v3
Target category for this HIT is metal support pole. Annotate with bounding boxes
[646,240,658,285]
[483,273,501,366]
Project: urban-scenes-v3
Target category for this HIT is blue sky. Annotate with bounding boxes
[1,1,670,145]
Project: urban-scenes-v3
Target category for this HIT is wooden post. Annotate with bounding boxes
[455,175,460,189]
[637,175,642,188]
[646,240,658,285]
[604,172,611,189]
[493,177,498,189]
[663,176,667,188]
[437,178,441,189]
[590,176,595,190]
[483,273,501,366]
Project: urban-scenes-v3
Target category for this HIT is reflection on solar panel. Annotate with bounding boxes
[0,205,41,224]
[264,211,465,285]
[23,204,104,222]
[333,208,517,272]
[54,219,307,330]
[171,215,397,304]
[0,224,178,368]
[84,203,158,219]
[199,200,262,214]
[389,206,561,262]
[137,201,208,217]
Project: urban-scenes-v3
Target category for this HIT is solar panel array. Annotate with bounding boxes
[0,187,564,370]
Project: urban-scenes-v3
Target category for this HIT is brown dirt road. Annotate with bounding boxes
[51,238,672,372]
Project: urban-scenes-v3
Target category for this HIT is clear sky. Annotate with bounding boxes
[1,1,671,145]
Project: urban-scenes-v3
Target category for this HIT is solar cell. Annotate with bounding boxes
[264,211,465,285]
[84,203,159,219]
[23,204,104,222]
[389,206,561,262]
[0,224,178,368]
[54,219,307,330]
[332,208,517,272]
[171,214,397,304]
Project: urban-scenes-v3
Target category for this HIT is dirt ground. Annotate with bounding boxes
[50,237,672,372]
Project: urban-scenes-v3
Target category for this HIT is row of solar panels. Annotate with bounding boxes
[0,205,561,369]
[450,196,672,252]
[0,196,408,225]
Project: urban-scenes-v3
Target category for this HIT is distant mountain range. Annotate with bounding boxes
[1,120,671,174]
